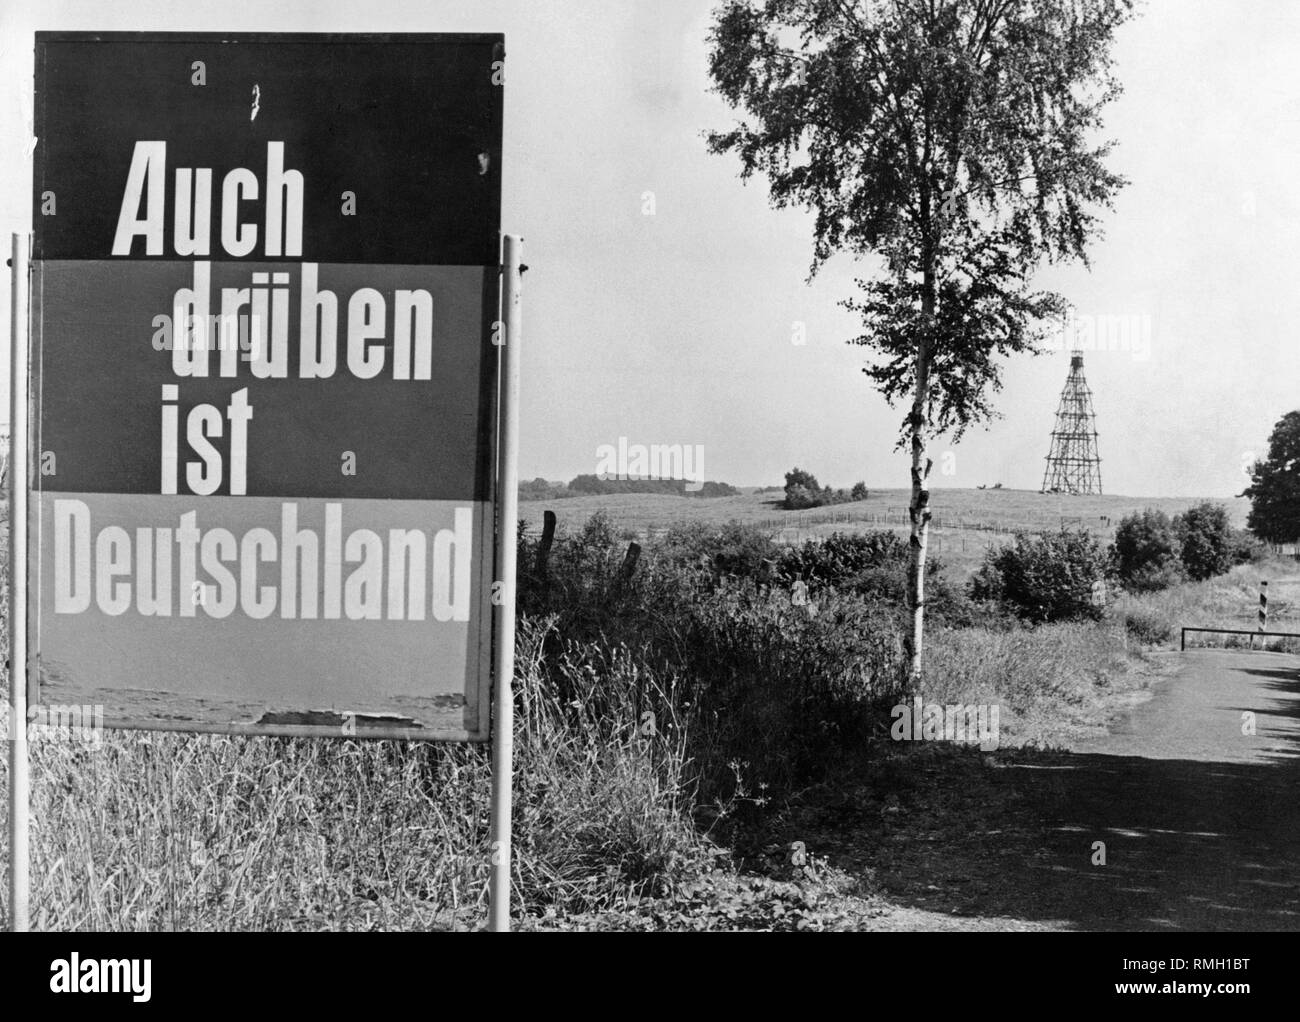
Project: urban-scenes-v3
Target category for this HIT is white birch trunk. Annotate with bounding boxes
[906,283,935,684]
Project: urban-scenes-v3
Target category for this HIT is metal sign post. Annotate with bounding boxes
[488,235,523,933]
[8,233,31,932]
[22,31,511,930]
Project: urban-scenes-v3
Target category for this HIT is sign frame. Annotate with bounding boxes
[25,31,508,743]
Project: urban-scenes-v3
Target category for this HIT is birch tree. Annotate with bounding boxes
[707,0,1134,680]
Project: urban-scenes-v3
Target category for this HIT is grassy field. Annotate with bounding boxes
[3,491,1296,932]
[521,487,1255,579]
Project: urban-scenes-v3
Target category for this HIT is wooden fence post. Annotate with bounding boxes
[535,509,556,584]
[620,541,642,583]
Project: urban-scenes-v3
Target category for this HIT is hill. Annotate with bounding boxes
[518,488,1254,579]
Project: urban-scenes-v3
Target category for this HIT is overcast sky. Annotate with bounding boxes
[3,0,1298,497]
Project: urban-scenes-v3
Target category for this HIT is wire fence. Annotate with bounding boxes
[634,505,1123,550]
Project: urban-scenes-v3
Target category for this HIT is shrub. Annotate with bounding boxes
[1173,501,1233,581]
[681,580,905,789]
[515,510,670,643]
[1228,526,1266,566]
[781,467,861,510]
[783,483,823,510]
[968,556,1006,604]
[779,531,909,589]
[784,467,821,495]
[515,515,910,798]
[658,520,780,578]
[1122,607,1174,646]
[970,529,1110,624]
[778,531,974,626]
[1122,559,1186,594]
[1112,509,1183,591]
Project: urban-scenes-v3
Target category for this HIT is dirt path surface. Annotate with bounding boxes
[809,649,1300,930]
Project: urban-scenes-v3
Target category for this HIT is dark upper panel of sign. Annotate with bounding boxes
[34,33,504,265]
[33,260,498,501]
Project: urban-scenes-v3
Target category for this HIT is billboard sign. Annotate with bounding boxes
[29,32,505,740]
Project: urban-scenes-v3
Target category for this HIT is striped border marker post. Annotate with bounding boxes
[1256,580,1268,650]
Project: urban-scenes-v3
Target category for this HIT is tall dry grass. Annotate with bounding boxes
[0,617,712,930]
[918,556,1300,747]
[921,621,1138,744]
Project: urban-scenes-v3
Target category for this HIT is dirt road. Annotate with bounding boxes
[832,648,1300,930]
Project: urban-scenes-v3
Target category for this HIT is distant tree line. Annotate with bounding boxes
[519,476,740,501]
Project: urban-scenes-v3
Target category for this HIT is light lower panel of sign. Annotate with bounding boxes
[29,494,493,738]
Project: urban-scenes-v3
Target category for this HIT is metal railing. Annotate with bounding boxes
[1180,627,1300,651]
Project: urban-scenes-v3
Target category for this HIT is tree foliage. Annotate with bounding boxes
[782,467,866,509]
[708,0,1133,438]
[1243,410,1300,544]
[1112,509,1183,592]
[1172,502,1233,582]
